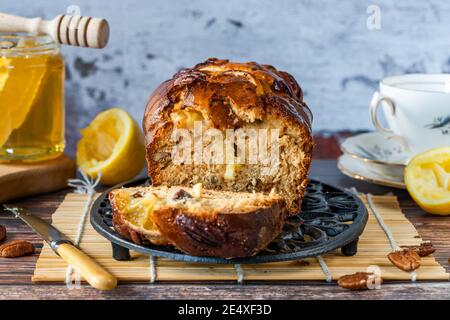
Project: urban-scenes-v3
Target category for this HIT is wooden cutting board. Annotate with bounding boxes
[0,154,75,203]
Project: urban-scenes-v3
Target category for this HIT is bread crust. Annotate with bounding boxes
[152,201,286,258]
[144,58,312,149]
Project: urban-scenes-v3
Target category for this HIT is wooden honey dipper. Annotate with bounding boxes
[0,12,109,49]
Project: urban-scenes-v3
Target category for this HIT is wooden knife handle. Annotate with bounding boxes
[56,243,117,290]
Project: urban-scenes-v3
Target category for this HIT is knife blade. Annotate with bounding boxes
[3,204,117,290]
[3,205,72,250]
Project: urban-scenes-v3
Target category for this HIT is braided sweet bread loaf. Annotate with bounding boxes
[143,58,313,215]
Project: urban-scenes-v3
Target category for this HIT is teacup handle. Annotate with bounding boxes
[369,91,410,150]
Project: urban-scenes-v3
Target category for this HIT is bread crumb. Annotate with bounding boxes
[224,164,235,180]
[269,187,276,196]
[192,183,203,199]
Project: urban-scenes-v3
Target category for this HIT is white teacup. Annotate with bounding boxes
[370,74,450,156]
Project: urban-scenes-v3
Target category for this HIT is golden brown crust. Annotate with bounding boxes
[143,58,312,146]
[152,201,286,258]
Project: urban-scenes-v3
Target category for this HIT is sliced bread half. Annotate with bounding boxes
[109,184,287,258]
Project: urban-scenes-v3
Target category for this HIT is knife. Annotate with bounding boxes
[3,205,117,290]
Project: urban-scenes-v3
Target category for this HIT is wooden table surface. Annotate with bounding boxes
[0,160,449,300]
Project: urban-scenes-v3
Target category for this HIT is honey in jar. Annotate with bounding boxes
[0,33,64,162]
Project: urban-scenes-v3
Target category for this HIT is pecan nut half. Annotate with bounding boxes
[0,240,35,258]
[337,272,379,290]
[0,225,6,243]
[401,242,435,257]
[388,249,421,272]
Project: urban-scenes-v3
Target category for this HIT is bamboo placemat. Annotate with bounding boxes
[33,193,449,283]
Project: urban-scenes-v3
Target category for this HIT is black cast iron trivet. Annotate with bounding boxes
[90,179,368,264]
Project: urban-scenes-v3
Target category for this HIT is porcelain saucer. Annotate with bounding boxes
[340,132,412,166]
[338,154,405,189]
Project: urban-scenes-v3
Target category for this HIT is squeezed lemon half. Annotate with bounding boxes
[405,147,450,215]
[76,108,146,186]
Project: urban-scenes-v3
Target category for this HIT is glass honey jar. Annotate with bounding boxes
[0,33,64,162]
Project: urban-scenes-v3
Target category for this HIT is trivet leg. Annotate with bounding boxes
[341,238,359,256]
[112,242,131,261]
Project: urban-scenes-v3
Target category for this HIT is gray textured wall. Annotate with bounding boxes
[2,0,450,155]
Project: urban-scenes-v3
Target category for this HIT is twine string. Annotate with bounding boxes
[367,194,398,251]
[411,271,417,282]
[149,255,157,283]
[366,193,416,282]
[65,170,101,287]
[234,264,244,284]
[316,255,332,282]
